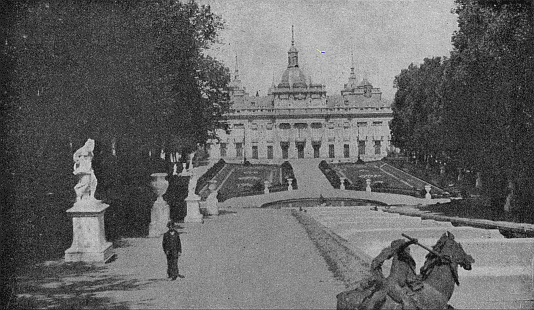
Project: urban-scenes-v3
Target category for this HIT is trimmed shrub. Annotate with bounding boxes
[319,160,341,188]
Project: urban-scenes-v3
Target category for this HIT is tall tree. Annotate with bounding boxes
[6,0,230,168]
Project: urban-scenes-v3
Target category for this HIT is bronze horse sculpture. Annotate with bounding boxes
[337,232,475,309]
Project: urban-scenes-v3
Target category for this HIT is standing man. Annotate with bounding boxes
[162,221,185,280]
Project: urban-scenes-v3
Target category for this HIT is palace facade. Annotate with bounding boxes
[208,33,393,163]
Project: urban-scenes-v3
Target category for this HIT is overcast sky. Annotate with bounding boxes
[199,0,459,100]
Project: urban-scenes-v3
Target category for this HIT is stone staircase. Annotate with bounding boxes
[306,206,534,309]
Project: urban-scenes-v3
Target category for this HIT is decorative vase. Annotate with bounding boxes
[366,179,372,192]
[151,173,169,202]
[425,185,432,200]
[208,180,218,192]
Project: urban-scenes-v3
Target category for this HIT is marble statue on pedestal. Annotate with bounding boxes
[73,139,98,202]
[66,139,113,262]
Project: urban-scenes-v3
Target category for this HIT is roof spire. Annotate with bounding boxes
[291,25,295,46]
[351,50,355,74]
[234,53,239,80]
[287,26,299,68]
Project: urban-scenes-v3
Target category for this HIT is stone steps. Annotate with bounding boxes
[339,226,503,243]
[307,207,534,309]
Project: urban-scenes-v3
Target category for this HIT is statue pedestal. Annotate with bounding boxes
[149,198,170,237]
[184,194,203,223]
[65,200,113,263]
[206,193,219,216]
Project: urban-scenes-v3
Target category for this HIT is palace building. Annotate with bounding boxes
[208,31,393,163]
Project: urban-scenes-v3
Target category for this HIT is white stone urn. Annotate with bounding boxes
[366,179,372,192]
[180,163,190,176]
[287,178,293,191]
[151,173,169,202]
[206,180,219,216]
[340,177,346,190]
[264,181,271,194]
[424,185,432,200]
[149,173,170,237]
[208,180,218,192]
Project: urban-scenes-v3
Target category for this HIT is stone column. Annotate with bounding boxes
[287,178,293,191]
[149,173,170,237]
[184,171,203,223]
[425,185,432,200]
[340,177,346,190]
[185,195,203,222]
[188,153,194,172]
[366,179,372,192]
[65,200,114,263]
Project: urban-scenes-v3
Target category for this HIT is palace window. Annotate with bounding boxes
[372,121,383,126]
[329,144,335,158]
[235,143,243,158]
[374,140,381,155]
[344,144,350,158]
[279,123,291,130]
[267,145,273,159]
[358,141,366,155]
[357,122,368,127]
[252,145,258,159]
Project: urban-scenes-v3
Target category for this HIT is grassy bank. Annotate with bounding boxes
[291,209,371,289]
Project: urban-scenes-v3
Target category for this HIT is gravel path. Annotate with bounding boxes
[95,208,346,309]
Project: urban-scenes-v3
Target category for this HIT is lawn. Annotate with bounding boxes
[214,164,282,201]
[333,161,448,197]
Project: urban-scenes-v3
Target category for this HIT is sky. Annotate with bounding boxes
[198,0,459,100]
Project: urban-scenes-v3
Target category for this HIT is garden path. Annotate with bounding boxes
[289,159,333,194]
[94,208,346,309]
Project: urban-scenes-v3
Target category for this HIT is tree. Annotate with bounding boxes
[390,0,534,211]
[6,0,230,170]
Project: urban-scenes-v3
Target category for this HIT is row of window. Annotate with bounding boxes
[233,121,383,130]
[219,141,382,159]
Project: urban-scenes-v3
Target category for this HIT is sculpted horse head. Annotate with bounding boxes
[420,231,474,284]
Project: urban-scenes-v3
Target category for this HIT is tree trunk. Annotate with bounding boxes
[503,179,516,213]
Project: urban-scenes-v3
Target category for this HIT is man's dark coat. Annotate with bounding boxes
[163,229,182,257]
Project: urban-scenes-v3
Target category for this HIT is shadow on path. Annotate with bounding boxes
[12,261,153,310]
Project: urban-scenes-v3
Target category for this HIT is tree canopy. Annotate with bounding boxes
[390,0,534,209]
[5,0,230,164]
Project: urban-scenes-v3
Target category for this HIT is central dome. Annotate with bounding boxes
[279,67,307,88]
